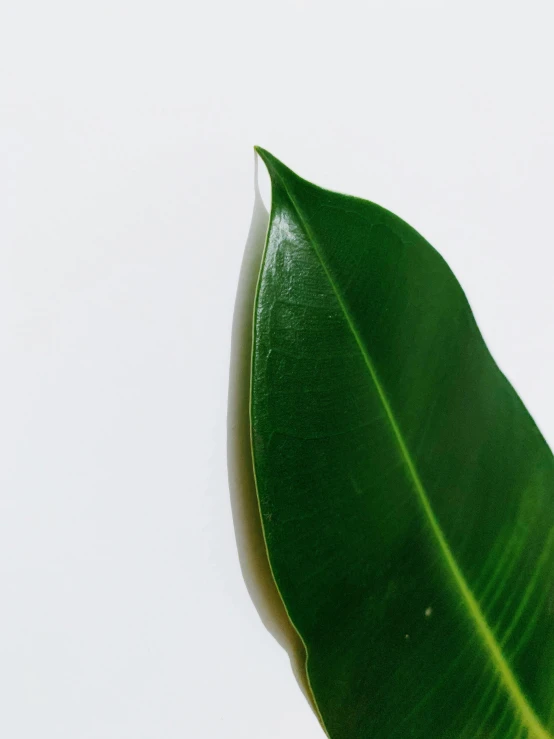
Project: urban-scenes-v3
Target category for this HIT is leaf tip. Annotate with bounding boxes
[253,147,299,189]
[253,145,275,168]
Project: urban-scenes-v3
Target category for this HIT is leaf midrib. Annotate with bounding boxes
[270,167,550,739]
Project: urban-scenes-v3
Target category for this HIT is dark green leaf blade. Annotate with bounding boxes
[250,148,554,739]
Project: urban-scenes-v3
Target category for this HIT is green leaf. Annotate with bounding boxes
[249,148,554,738]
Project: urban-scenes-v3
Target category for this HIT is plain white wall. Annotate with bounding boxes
[1,1,552,737]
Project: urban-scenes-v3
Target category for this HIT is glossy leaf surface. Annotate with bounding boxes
[250,149,554,738]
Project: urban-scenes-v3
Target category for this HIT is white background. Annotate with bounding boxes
[1,2,553,737]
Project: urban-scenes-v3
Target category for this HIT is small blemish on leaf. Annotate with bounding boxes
[425,606,433,618]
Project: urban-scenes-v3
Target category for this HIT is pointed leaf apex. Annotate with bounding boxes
[253,147,299,185]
